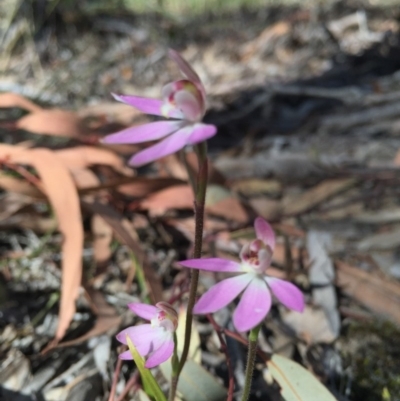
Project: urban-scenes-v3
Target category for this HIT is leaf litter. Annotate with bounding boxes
[2,1,400,401]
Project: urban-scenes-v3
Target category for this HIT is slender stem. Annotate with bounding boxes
[169,333,179,401]
[115,371,139,401]
[177,142,208,377]
[108,354,123,401]
[169,375,178,401]
[241,325,261,401]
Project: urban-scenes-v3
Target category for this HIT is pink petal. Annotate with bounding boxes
[179,258,242,272]
[168,49,201,84]
[127,303,158,321]
[112,94,164,116]
[129,125,193,166]
[193,274,253,314]
[266,278,305,312]
[102,121,183,144]
[233,278,271,332]
[112,93,184,119]
[116,325,165,356]
[145,335,174,368]
[115,324,153,345]
[254,217,275,250]
[174,90,203,121]
[257,248,273,271]
[116,325,152,346]
[187,123,217,145]
[119,350,133,360]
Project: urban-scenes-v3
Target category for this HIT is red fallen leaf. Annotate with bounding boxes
[56,146,134,176]
[117,177,185,198]
[206,184,249,223]
[17,109,85,138]
[140,183,249,223]
[140,185,194,216]
[207,196,249,223]
[0,144,83,340]
[0,93,42,113]
[158,151,226,185]
[92,214,113,265]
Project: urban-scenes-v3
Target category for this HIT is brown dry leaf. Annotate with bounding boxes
[83,201,163,303]
[336,260,400,325]
[0,144,83,340]
[165,217,229,243]
[78,102,142,126]
[140,185,194,216]
[56,146,133,176]
[17,109,85,138]
[207,197,249,223]
[0,173,44,198]
[249,198,282,221]
[272,242,301,266]
[70,168,101,190]
[282,178,356,216]
[91,214,113,265]
[0,213,56,233]
[231,178,282,197]
[0,93,42,113]
[117,177,185,198]
[393,150,400,166]
[281,306,337,344]
[158,153,188,180]
[55,291,121,348]
[240,21,291,61]
[169,217,229,243]
[0,192,34,220]
[206,184,249,223]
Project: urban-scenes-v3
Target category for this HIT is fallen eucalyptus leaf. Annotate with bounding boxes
[268,354,337,401]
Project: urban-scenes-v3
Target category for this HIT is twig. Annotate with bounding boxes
[0,160,44,191]
[115,371,139,401]
[207,314,235,401]
[108,356,123,401]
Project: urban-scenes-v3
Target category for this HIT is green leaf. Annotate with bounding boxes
[126,336,167,401]
[160,360,226,401]
[267,354,338,401]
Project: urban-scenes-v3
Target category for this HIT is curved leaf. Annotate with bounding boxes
[267,354,337,401]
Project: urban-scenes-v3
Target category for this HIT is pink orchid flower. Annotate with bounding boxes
[116,302,178,368]
[180,217,304,332]
[103,49,217,166]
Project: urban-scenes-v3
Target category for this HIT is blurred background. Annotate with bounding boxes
[2,1,400,401]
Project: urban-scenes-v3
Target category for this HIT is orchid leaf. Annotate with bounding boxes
[267,354,337,401]
[126,336,167,401]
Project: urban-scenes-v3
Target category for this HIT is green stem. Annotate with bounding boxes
[241,324,261,401]
[177,142,208,378]
[169,333,179,401]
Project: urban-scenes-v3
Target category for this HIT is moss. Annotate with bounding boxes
[346,321,400,401]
